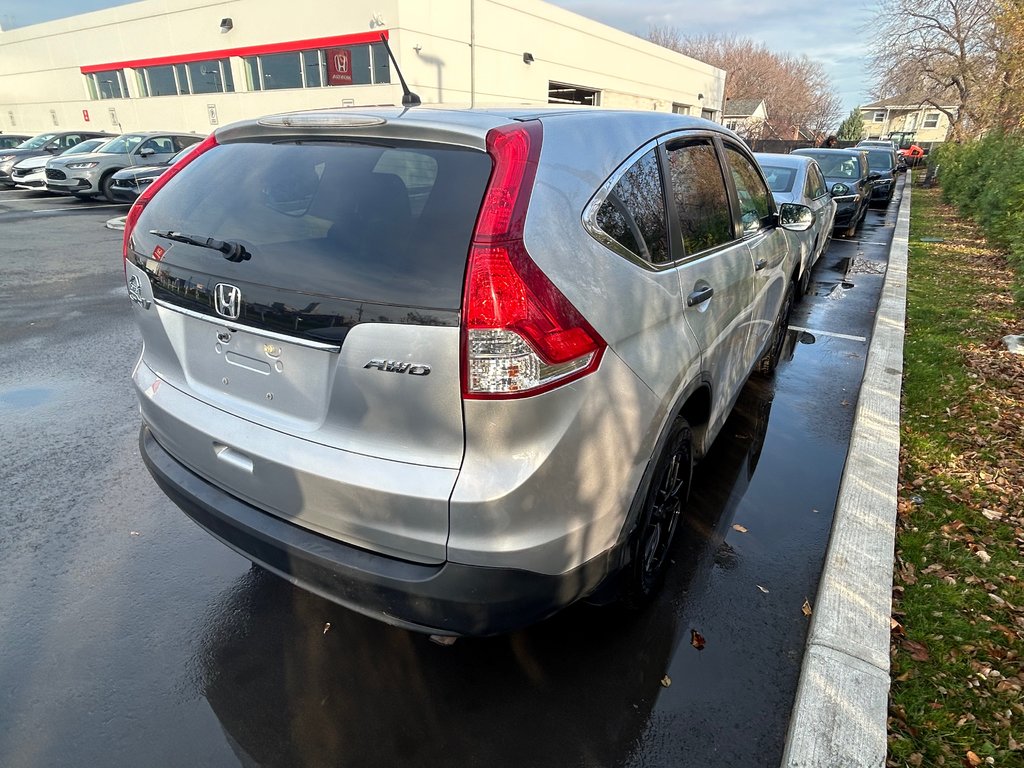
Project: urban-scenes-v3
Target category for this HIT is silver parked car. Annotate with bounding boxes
[45,131,202,201]
[124,107,813,636]
[755,152,837,295]
[10,138,110,191]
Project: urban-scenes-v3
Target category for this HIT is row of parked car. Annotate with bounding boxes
[0,129,203,203]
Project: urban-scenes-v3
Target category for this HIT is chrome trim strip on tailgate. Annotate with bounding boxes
[153,298,342,353]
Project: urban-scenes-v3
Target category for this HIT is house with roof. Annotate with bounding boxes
[859,97,957,145]
[722,97,768,138]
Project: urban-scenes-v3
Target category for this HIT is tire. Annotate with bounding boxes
[99,172,116,203]
[623,418,693,606]
[757,280,794,375]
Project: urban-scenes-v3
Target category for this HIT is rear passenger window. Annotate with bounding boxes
[595,148,670,265]
[665,139,733,255]
[724,145,773,235]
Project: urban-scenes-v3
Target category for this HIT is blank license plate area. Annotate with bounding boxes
[180,317,334,430]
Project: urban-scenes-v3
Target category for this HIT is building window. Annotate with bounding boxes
[672,103,691,115]
[873,110,886,122]
[87,70,128,99]
[725,119,739,131]
[244,43,390,91]
[137,59,233,97]
[548,82,600,106]
[924,112,940,128]
[188,60,235,94]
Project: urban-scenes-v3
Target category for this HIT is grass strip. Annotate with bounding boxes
[887,181,1024,767]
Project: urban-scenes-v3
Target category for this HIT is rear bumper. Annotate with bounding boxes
[140,425,614,636]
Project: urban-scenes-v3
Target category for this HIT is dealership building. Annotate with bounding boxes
[0,0,725,136]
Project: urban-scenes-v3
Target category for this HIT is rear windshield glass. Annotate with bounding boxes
[138,140,491,309]
[759,165,796,193]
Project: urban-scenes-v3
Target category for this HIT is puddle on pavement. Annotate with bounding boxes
[0,387,55,410]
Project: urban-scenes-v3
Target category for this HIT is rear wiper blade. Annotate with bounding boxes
[149,229,251,262]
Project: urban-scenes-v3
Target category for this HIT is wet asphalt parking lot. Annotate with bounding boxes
[0,181,902,767]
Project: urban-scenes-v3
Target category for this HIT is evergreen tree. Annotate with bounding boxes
[836,107,864,141]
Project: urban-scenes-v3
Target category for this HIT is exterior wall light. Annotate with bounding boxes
[219,18,233,33]
[523,52,535,64]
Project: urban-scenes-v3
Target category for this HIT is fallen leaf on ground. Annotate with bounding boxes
[660,675,672,688]
[975,549,992,564]
[900,639,931,662]
[732,524,748,533]
[690,629,705,650]
[757,584,769,594]
[966,750,982,766]
[802,599,812,617]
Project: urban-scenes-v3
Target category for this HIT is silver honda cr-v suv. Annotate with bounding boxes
[125,107,811,636]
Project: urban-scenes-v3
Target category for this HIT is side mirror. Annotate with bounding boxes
[138,147,155,158]
[778,203,813,232]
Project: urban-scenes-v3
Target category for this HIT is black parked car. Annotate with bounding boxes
[0,133,32,149]
[108,145,197,203]
[863,147,899,206]
[791,148,878,237]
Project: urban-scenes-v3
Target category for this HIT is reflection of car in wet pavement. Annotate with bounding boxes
[127,107,811,636]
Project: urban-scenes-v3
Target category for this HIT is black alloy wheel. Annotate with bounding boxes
[100,172,116,203]
[626,418,693,605]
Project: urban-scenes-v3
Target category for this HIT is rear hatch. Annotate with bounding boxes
[127,124,493,562]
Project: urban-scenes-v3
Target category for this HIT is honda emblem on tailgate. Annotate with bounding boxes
[214,283,241,320]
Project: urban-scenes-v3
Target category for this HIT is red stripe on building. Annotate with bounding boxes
[80,30,389,74]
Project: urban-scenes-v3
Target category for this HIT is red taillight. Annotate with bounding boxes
[462,122,605,399]
[122,133,219,267]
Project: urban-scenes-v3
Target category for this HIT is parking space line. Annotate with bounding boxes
[789,325,867,343]
[31,204,126,213]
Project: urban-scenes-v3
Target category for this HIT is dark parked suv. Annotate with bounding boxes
[125,107,813,636]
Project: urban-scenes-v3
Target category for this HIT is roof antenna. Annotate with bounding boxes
[378,32,420,107]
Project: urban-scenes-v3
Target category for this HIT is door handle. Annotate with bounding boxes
[686,286,714,307]
[755,258,768,271]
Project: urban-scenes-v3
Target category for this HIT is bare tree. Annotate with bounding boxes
[870,0,999,140]
[649,30,842,139]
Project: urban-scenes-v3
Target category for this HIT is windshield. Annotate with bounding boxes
[798,152,861,179]
[17,133,59,149]
[866,151,894,171]
[760,165,796,193]
[61,139,106,156]
[99,134,146,155]
[136,140,492,310]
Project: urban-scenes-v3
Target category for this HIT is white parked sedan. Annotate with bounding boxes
[11,138,110,191]
[755,152,837,296]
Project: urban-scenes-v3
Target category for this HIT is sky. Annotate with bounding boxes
[0,0,878,115]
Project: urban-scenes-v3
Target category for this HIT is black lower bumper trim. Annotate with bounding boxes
[140,426,613,636]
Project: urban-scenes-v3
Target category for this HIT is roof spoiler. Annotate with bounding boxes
[378,32,421,107]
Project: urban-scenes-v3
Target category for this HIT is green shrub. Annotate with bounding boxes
[936,135,1024,301]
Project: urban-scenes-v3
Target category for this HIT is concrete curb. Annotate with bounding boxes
[780,176,911,767]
